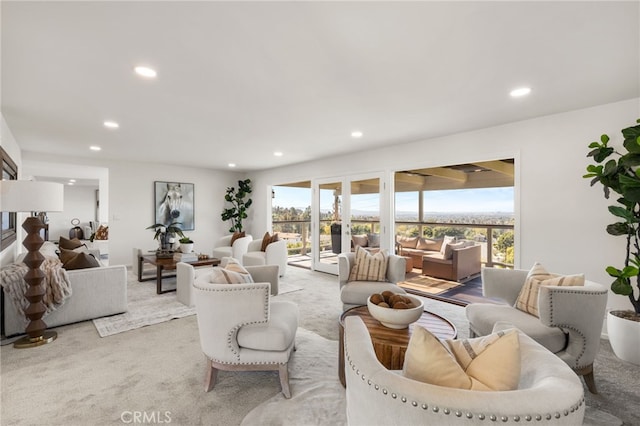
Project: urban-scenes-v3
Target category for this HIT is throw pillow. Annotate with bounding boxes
[367,233,380,248]
[444,241,466,259]
[210,257,254,284]
[94,225,109,240]
[260,232,279,251]
[348,246,388,282]
[58,248,100,270]
[396,236,419,249]
[439,235,456,256]
[416,237,440,251]
[352,235,369,248]
[515,262,585,317]
[403,326,520,391]
[59,236,85,250]
[230,231,245,245]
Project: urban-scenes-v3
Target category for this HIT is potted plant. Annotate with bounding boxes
[146,221,185,251]
[179,236,194,253]
[221,178,252,233]
[584,118,640,365]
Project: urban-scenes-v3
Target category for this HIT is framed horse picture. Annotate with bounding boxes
[154,181,195,230]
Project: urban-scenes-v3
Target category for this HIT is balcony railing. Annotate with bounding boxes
[273,219,514,268]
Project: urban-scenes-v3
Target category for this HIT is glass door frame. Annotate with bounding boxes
[311,172,388,275]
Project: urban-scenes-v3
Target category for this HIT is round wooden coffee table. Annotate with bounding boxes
[338,305,457,387]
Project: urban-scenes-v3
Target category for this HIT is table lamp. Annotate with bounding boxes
[0,180,64,348]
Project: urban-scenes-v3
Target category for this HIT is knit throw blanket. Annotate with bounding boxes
[0,259,72,319]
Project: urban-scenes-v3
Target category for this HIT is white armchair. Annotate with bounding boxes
[465,267,608,394]
[242,239,288,277]
[344,316,585,426]
[177,262,279,306]
[211,234,253,263]
[338,252,407,311]
[193,266,298,398]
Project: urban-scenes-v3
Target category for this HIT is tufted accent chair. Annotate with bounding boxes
[338,252,407,311]
[211,234,253,265]
[344,316,585,425]
[465,267,608,394]
[193,268,298,398]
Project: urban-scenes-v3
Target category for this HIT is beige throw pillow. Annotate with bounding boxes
[348,246,388,282]
[403,326,520,391]
[210,257,254,284]
[439,235,456,255]
[515,262,585,317]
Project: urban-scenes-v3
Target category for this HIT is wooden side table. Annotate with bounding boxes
[338,305,457,387]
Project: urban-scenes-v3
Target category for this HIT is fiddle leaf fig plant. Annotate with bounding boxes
[221,178,253,233]
[584,119,640,315]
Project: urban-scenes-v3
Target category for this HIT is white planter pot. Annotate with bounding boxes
[180,243,194,253]
[607,310,640,365]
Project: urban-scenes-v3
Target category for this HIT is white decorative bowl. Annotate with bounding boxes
[367,294,424,329]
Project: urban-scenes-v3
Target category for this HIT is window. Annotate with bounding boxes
[1,146,18,251]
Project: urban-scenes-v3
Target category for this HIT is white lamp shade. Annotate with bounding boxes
[0,180,64,213]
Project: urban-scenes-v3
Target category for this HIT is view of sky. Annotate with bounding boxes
[273,186,514,213]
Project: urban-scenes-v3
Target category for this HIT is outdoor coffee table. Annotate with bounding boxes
[338,305,457,387]
[138,254,220,294]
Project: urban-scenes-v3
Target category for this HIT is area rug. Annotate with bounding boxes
[241,328,346,426]
[399,275,461,295]
[92,273,303,337]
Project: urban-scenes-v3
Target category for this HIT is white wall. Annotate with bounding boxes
[249,98,640,315]
[107,160,241,266]
[46,185,97,241]
[0,113,23,266]
[21,153,242,267]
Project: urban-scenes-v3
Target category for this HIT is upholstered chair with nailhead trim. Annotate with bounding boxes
[344,316,585,425]
[193,267,298,398]
[465,267,608,394]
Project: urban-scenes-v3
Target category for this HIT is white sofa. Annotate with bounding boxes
[344,316,585,425]
[3,242,127,337]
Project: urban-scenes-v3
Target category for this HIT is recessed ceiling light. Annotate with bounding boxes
[134,66,157,78]
[90,146,102,151]
[228,163,236,168]
[103,121,119,129]
[274,152,283,157]
[351,131,363,138]
[69,179,76,183]
[510,87,531,98]
[68,182,74,186]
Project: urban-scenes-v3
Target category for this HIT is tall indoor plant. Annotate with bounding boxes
[221,178,253,233]
[584,118,640,364]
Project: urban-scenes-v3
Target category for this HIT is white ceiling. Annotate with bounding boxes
[2,1,639,172]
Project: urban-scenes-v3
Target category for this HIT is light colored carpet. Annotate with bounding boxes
[92,272,303,337]
[241,329,345,426]
[0,265,635,425]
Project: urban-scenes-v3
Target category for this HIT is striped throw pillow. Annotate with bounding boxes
[348,246,388,282]
[514,262,584,317]
[210,258,254,284]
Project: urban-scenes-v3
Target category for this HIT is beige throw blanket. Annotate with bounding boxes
[0,259,72,319]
